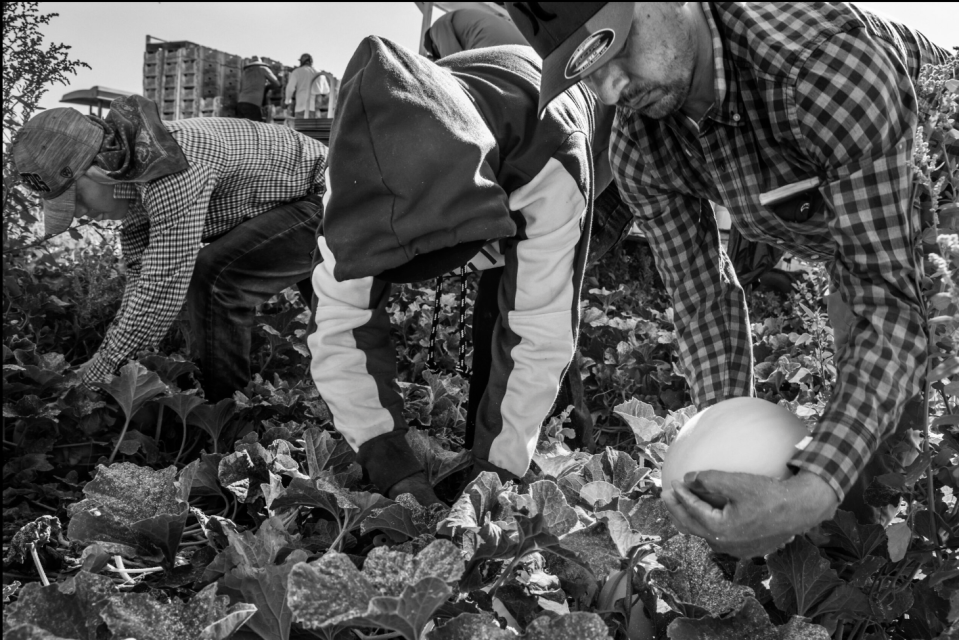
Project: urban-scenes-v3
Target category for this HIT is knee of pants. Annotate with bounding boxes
[190,251,243,308]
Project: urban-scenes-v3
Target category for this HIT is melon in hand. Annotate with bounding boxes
[660,397,809,507]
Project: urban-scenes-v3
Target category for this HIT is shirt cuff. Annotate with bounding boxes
[788,420,876,503]
[84,352,119,385]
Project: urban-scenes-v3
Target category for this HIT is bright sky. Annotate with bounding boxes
[34,2,959,113]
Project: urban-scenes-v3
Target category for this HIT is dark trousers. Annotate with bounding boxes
[187,196,322,401]
[236,102,264,122]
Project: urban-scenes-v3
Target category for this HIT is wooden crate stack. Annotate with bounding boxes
[143,42,242,120]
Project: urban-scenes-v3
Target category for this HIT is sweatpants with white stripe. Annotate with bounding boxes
[308,156,592,493]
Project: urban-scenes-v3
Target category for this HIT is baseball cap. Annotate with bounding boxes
[505,2,634,117]
[12,108,104,236]
[299,53,313,64]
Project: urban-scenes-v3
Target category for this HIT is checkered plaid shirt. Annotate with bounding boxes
[610,2,951,500]
[86,118,327,383]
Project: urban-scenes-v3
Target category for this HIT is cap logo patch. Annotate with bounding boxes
[564,29,615,80]
[19,172,50,192]
[59,166,74,179]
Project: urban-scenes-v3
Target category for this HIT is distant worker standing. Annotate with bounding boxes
[423,7,528,59]
[286,53,329,117]
[236,56,280,122]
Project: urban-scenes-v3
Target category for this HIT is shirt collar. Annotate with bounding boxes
[699,2,744,128]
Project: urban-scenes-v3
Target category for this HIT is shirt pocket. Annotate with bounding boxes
[759,178,827,237]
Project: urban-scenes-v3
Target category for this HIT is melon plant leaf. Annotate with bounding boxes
[288,540,464,640]
[157,391,205,424]
[886,522,912,562]
[92,361,167,423]
[139,353,199,387]
[129,506,189,568]
[212,517,307,640]
[584,447,649,494]
[361,501,422,543]
[613,397,664,444]
[220,550,307,640]
[650,534,752,617]
[438,471,506,537]
[820,510,887,561]
[2,571,116,640]
[508,480,579,537]
[595,510,659,558]
[66,463,187,560]
[303,427,337,478]
[426,612,513,639]
[579,481,621,510]
[430,611,614,640]
[531,450,590,481]
[75,462,182,524]
[405,427,471,485]
[4,515,62,565]
[667,595,830,640]
[188,399,236,454]
[92,362,167,462]
[100,582,256,640]
[268,475,344,517]
[218,444,275,503]
[767,536,844,618]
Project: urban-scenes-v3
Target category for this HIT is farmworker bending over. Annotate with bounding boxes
[308,36,603,506]
[12,96,327,400]
[506,1,951,557]
[423,7,528,59]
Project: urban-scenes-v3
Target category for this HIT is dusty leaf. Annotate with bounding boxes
[523,612,612,639]
[652,534,751,616]
[66,462,187,562]
[3,571,116,640]
[101,582,256,640]
[667,596,781,640]
[288,540,464,640]
[508,480,579,537]
[428,612,513,639]
[74,462,182,524]
[4,515,62,564]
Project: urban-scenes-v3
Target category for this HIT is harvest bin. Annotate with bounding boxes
[142,35,339,130]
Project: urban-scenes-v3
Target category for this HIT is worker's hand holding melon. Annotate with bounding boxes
[660,397,840,559]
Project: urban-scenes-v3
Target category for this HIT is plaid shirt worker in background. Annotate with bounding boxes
[506,1,952,558]
[13,98,326,401]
